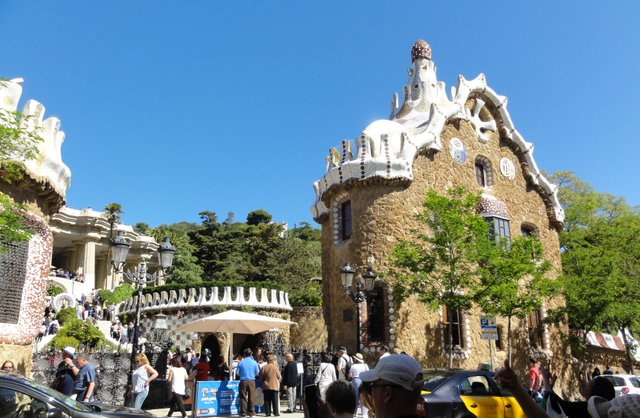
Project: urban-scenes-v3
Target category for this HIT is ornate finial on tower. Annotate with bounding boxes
[411,39,432,62]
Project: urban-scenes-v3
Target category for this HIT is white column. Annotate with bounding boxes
[82,240,96,290]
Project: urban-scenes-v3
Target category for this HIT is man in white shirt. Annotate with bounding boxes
[336,346,351,382]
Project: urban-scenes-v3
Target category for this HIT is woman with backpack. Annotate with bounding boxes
[314,353,337,401]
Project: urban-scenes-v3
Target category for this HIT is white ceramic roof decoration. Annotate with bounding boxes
[0,78,71,199]
[311,40,564,228]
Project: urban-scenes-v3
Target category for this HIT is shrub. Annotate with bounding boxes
[289,292,322,307]
[47,285,65,297]
[51,318,104,349]
[56,307,76,325]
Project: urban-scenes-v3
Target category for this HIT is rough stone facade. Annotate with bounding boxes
[312,41,577,392]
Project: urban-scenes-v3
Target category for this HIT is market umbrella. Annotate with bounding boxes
[174,309,296,378]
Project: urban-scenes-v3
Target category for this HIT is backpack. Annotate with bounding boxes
[337,354,352,382]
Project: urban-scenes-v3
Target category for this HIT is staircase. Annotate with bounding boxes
[96,320,127,350]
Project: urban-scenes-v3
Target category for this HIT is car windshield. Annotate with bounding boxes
[7,374,92,412]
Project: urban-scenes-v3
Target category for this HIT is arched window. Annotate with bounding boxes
[475,156,493,188]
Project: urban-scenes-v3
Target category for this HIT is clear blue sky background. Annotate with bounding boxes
[2,1,638,228]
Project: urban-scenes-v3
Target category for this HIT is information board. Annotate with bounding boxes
[194,380,240,417]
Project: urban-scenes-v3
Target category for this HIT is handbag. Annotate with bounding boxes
[181,393,190,401]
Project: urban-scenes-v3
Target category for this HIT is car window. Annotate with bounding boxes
[459,375,491,396]
[630,377,640,388]
[0,388,50,418]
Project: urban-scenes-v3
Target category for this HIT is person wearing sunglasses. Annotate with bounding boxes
[358,354,424,418]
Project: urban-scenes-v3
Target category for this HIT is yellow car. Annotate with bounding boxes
[420,370,525,418]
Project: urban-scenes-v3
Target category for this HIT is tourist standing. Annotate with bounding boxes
[166,357,188,418]
[314,353,337,401]
[71,354,96,402]
[54,347,76,396]
[528,358,541,395]
[237,348,260,418]
[336,346,351,382]
[282,353,298,413]
[349,353,369,417]
[210,355,229,381]
[131,353,158,409]
[192,356,210,382]
[259,354,281,417]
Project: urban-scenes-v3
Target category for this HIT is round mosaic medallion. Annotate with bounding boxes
[499,157,516,180]
[449,138,467,164]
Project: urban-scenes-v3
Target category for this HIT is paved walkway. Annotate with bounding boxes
[148,402,305,418]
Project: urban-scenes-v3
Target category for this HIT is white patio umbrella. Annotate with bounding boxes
[174,309,296,379]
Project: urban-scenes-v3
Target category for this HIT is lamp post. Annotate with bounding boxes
[110,232,176,396]
[340,262,379,352]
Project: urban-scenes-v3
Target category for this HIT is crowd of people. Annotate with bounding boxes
[5,336,640,418]
[50,267,85,283]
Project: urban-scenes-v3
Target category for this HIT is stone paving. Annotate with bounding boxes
[148,401,306,418]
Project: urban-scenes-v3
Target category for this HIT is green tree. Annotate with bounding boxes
[272,226,322,303]
[388,187,490,368]
[152,225,203,284]
[247,209,272,225]
[474,235,554,364]
[133,222,151,235]
[103,202,123,239]
[548,172,640,373]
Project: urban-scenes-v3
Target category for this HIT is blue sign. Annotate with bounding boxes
[194,380,240,417]
[194,380,265,417]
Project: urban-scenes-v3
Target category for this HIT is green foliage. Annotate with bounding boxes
[388,187,488,310]
[56,307,77,325]
[151,224,203,284]
[133,222,151,235]
[103,203,123,225]
[0,96,43,251]
[46,284,65,297]
[246,209,272,225]
[98,283,134,305]
[474,235,554,361]
[548,171,640,372]
[181,213,322,305]
[51,318,104,349]
[388,187,491,367]
[0,193,32,252]
[289,291,322,307]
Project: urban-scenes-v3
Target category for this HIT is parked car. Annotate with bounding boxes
[599,374,640,397]
[0,370,154,418]
[421,369,525,418]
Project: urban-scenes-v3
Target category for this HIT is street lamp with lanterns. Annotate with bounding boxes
[109,232,176,395]
[340,261,382,352]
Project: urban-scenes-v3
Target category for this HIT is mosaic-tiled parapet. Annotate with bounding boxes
[0,78,71,204]
[311,40,564,229]
[0,211,52,344]
[118,285,292,316]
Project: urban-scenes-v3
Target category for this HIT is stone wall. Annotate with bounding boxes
[290,306,327,350]
[319,98,573,390]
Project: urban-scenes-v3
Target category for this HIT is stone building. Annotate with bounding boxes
[0,78,71,369]
[311,41,569,373]
[48,206,162,300]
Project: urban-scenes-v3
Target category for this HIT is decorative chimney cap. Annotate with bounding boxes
[411,39,432,62]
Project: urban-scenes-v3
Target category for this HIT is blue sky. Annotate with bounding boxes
[2,1,638,228]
